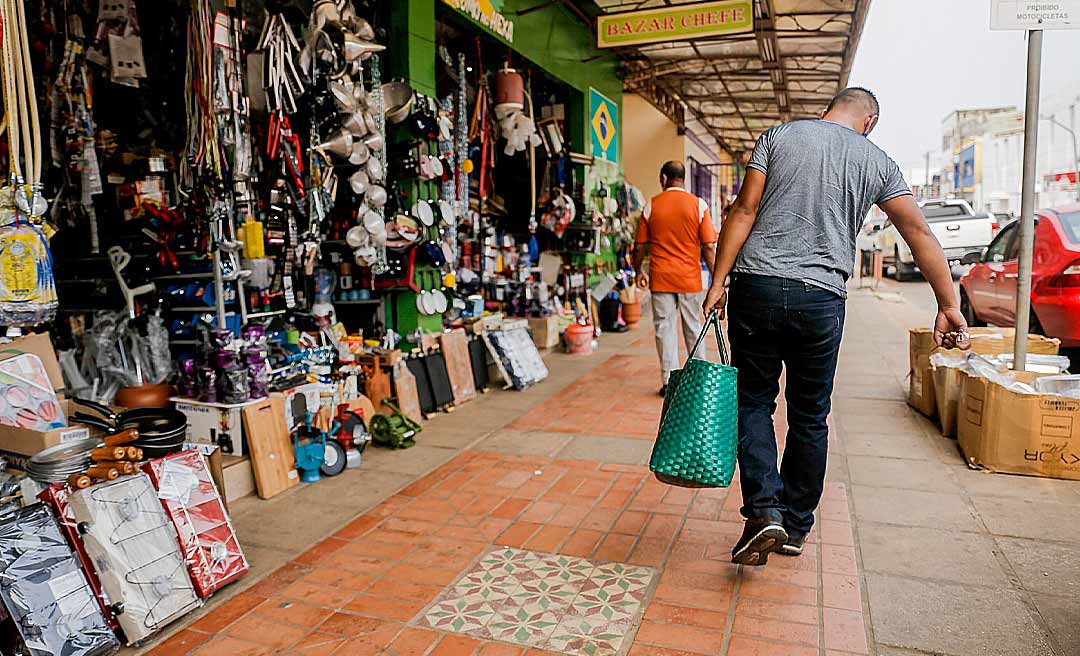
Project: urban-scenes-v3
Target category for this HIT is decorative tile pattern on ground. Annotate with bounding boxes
[419,546,655,655]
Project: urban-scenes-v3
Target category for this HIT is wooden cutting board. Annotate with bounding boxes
[440,328,477,404]
[392,361,424,422]
[241,398,299,499]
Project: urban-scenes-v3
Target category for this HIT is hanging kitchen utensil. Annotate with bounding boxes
[343,112,370,137]
[366,184,387,207]
[494,67,525,111]
[413,201,435,227]
[316,129,353,158]
[364,132,385,152]
[382,81,414,124]
[343,34,385,62]
[348,141,371,165]
[346,225,369,248]
[363,111,378,135]
[432,288,449,314]
[366,157,385,183]
[349,169,369,194]
[429,156,445,180]
[439,200,455,225]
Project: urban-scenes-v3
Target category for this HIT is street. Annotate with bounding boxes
[139,285,1079,656]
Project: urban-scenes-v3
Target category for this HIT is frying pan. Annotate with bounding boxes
[71,398,186,437]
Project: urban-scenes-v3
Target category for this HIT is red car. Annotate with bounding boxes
[960,205,1080,346]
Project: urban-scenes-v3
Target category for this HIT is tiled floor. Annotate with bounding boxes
[420,547,654,654]
[146,446,866,656]
[138,284,1080,656]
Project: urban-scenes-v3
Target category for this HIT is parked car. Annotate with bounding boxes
[877,199,995,280]
[959,205,1080,346]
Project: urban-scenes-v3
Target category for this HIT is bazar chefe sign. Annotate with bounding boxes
[597,0,753,49]
[442,0,515,43]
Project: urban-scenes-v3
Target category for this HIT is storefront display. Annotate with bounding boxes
[0,2,642,648]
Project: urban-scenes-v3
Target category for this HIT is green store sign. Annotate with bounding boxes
[442,0,515,43]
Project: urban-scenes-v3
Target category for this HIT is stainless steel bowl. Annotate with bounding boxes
[382,81,414,124]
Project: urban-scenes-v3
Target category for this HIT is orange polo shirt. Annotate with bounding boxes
[634,187,717,293]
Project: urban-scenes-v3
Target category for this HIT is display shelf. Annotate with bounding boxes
[153,272,215,280]
[168,306,221,313]
[334,299,381,305]
[247,309,288,318]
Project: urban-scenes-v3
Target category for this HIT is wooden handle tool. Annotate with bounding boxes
[92,447,127,462]
[66,474,92,489]
[103,429,139,446]
[94,461,136,475]
[87,466,120,481]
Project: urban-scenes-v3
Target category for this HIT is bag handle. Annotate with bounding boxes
[687,311,730,366]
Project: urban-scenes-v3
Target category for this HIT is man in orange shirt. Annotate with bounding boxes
[633,161,718,395]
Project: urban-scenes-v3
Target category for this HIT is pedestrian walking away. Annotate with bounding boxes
[701,87,973,567]
[633,161,718,395]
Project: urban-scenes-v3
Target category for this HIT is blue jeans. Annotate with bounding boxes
[728,274,846,537]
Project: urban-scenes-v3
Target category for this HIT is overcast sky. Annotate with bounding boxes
[848,0,1080,169]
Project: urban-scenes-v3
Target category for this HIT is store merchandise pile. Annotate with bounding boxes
[0,333,248,654]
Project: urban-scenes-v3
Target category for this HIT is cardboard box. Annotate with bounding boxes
[528,316,560,350]
[172,397,263,458]
[932,364,965,438]
[957,371,1080,480]
[0,333,93,468]
[908,328,1060,418]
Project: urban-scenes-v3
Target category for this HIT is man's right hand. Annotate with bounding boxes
[636,272,650,289]
[702,282,728,319]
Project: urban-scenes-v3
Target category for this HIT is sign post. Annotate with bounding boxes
[990,2,1078,369]
[1011,30,1042,371]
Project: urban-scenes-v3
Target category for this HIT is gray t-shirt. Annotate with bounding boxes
[735,120,911,297]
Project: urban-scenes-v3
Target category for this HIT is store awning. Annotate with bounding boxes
[575,0,871,156]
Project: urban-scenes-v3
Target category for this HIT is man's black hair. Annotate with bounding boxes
[826,87,880,116]
[660,160,685,182]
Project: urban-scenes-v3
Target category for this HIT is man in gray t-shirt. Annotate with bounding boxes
[735,119,912,297]
[702,88,970,568]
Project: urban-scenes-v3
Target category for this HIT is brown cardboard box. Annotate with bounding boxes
[932,364,965,438]
[957,371,1080,480]
[0,333,93,468]
[528,316,560,350]
[908,328,1060,418]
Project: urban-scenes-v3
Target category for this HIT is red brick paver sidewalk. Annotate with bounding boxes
[149,447,867,656]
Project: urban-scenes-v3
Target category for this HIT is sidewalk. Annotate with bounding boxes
[141,285,1077,656]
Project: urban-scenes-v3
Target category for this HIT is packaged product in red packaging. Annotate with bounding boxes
[142,450,249,597]
[35,484,120,629]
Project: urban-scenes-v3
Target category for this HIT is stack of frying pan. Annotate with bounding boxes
[70,399,188,459]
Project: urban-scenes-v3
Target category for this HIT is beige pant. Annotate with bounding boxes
[651,290,706,385]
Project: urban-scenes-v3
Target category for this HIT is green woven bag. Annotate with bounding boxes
[650,311,738,488]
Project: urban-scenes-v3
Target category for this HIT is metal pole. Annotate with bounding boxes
[1014,29,1043,370]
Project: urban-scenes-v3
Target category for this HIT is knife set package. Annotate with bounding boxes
[36,484,119,630]
[0,504,119,655]
[68,474,201,645]
[142,451,249,597]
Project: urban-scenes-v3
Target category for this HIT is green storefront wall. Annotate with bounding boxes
[390,0,622,156]
[386,0,625,337]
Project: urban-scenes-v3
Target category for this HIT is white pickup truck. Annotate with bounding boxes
[876,199,996,281]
